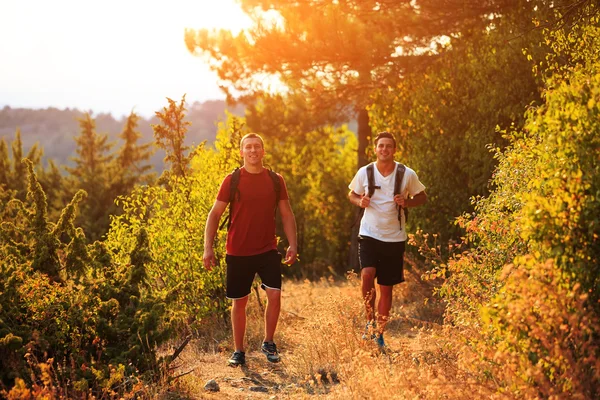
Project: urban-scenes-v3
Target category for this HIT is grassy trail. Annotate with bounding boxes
[166,264,486,399]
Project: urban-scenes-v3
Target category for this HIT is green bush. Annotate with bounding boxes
[439,11,600,397]
[105,115,245,328]
[0,160,171,397]
[369,24,543,243]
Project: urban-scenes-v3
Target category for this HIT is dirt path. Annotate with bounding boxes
[167,269,450,399]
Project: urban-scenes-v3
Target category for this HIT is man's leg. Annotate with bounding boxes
[377,284,394,335]
[231,295,249,351]
[263,287,281,342]
[361,267,377,322]
[256,250,284,362]
[374,239,404,340]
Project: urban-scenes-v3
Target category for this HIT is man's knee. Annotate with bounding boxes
[265,288,281,303]
[361,267,376,281]
[232,296,249,309]
[379,285,393,301]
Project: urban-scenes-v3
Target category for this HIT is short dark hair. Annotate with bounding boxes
[240,133,264,150]
[374,131,396,148]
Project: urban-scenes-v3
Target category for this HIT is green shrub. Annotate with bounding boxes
[0,160,171,397]
[439,11,600,397]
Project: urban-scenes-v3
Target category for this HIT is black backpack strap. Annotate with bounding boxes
[394,163,407,226]
[219,168,241,230]
[219,168,281,231]
[229,168,242,202]
[268,169,281,205]
[268,169,282,219]
[366,163,377,197]
[352,163,378,227]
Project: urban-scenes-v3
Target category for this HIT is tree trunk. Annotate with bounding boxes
[348,107,372,272]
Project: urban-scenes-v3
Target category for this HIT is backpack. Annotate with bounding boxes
[219,167,282,230]
[354,162,408,228]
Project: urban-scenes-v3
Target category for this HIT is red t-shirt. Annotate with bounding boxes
[217,168,289,256]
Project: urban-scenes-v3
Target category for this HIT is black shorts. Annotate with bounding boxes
[225,249,282,299]
[358,236,405,286]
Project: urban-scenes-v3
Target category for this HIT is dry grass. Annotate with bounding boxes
[165,265,494,399]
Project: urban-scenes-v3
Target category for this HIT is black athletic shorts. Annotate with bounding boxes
[225,249,282,299]
[358,235,405,286]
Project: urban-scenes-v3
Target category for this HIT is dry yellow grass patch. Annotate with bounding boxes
[166,266,493,399]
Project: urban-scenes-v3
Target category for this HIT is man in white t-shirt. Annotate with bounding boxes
[348,131,427,348]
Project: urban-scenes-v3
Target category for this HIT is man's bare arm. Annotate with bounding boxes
[406,191,427,208]
[278,199,298,265]
[203,200,228,270]
[394,191,427,208]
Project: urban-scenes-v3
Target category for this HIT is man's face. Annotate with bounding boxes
[240,137,265,166]
[374,138,395,162]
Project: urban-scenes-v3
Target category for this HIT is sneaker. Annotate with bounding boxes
[375,334,385,348]
[261,341,281,363]
[228,350,246,366]
[362,321,377,340]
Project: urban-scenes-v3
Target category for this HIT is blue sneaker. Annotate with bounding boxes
[375,334,385,348]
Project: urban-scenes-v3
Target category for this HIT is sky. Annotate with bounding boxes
[0,0,252,119]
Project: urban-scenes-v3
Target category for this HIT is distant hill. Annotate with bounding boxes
[0,100,244,172]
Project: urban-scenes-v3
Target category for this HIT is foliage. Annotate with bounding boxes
[184,0,514,168]
[63,111,160,242]
[0,101,243,179]
[0,130,44,204]
[64,113,118,242]
[152,95,194,180]
[115,111,155,190]
[369,21,544,242]
[37,159,66,222]
[437,8,600,397]
[245,94,358,275]
[482,259,599,398]
[106,114,247,328]
[0,160,172,397]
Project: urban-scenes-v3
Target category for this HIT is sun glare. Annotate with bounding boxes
[177,0,252,32]
[1,0,256,117]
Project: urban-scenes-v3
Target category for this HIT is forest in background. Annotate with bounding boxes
[1,0,599,398]
[0,100,245,172]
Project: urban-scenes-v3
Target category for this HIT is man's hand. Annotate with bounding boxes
[283,246,297,265]
[393,194,406,208]
[202,248,216,271]
[359,194,371,208]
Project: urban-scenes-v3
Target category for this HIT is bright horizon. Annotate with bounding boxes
[0,0,252,119]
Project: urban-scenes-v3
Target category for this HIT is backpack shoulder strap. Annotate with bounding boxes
[267,169,281,204]
[351,163,377,228]
[394,163,406,196]
[394,163,408,225]
[229,168,242,202]
[366,163,377,197]
[219,168,241,231]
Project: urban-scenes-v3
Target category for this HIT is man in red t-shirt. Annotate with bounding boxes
[203,133,298,367]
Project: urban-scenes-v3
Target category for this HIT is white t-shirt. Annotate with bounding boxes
[348,162,426,242]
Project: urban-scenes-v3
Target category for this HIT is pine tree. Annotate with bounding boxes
[23,159,62,281]
[10,130,26,199]
[115,111,155,191]
[2,130,44,202]
[64,113,115,241]
[0,139,10,196]
[38,159,65,221]
[152,95,193,180]
[184,0,583,167]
